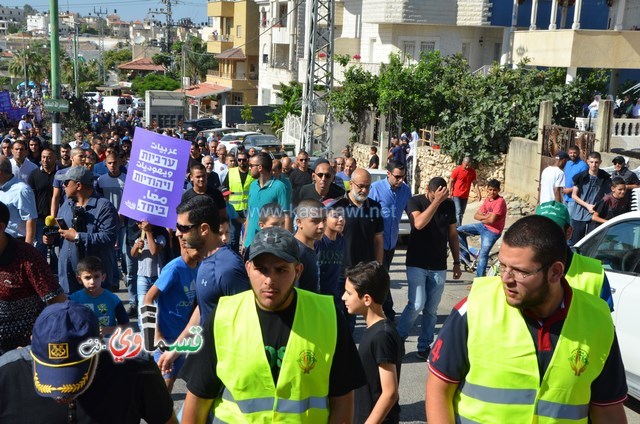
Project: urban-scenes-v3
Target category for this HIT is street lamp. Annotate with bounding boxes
[21,30,29,97]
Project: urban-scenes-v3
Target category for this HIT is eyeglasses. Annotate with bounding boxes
[248,163,260,168]
[391,174,405,180]
[498,262,550,281]
[237,158,247,162]
[315,172,332,180]
[176,223,198,233]
[351,181,371,190]
[298,158,309,162]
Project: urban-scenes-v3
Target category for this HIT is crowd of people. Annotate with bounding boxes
[0,103,631,423]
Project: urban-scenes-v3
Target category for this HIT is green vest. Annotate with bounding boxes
[228,167,254,212]
[455,277,614,423]
[213,289,337,423]
[565,253,605,298]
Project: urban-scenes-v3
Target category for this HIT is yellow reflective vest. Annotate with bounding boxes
[454,277,614,423]
[228,167,254,213]
[213,289,337,423]
[565,253,605,298]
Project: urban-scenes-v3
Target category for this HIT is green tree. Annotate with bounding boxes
[241,103,253,123]
[329,65,378,143]
[267,81,302,134]
[103,49,132,71]
[131,73,180,96]
[182,36,218,84]
[8,48,48,86]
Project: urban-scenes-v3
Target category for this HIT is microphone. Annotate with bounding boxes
[43,215,58,237]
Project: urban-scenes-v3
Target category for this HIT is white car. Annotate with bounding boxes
[573,210,640,400]
[367,169,411,241]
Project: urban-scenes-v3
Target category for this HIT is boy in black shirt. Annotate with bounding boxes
[343,261,403,424]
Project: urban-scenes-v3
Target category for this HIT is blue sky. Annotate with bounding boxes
[8,0,206,24]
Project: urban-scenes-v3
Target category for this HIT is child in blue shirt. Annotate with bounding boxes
[143,244,199,393]
[70,256,129,337]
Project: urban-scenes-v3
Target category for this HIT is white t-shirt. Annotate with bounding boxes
[539,165,565,203]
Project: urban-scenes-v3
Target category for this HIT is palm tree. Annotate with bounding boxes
[8,48,47,87]
[184,36,217,84]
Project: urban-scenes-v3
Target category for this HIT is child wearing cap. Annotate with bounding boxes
[590,177,630,231]
[69,256,129,337]
[342,261,403,424]
[242,202,285,261]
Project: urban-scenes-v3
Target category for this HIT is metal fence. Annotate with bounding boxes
[542,125,595,160]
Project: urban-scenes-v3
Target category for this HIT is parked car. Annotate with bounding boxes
[184,117,222,132]
[368,168,411,241]
[242,134,284,158]
[82,91,100,104]
[220,131,261,152]
[573,209,640,400]
[199,127,240,141]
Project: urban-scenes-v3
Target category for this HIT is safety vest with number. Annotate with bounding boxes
[454,276,614,423]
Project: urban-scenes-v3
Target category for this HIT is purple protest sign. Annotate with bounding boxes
[0,92,11,112]
[119,128,191,229]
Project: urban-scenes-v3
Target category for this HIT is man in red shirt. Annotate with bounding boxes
[457,179,507,277]
[449,156,481,227]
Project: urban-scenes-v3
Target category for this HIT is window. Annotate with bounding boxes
[278,3,288,27]
[232,93,243,105]
[207,17,213,27]
[262,89,271,104]
[236,25,242,38]
[461,42,471,62]
[402,41,415,62]
[263,53,269,64]
[493,43,502,62]
[420,41,436,54]
[578,219,640,274]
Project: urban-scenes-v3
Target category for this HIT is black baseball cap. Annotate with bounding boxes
[612,156,626,165]
[248,227,299,263]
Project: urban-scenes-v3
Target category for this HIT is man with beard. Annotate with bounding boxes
[342,168,384,271]
[222,151,253,216]
[180,226,365,424]
[181,164,227,220]
[426,215,627,423]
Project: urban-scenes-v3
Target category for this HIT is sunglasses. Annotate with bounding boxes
[299,158,309,162]
[176,223,198,233]
[237,158,248,162]
[315,172,332,180]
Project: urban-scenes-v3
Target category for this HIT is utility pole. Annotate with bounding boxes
[21,32,28,97]
[73,24,79,97]
[50,0,61,150]
[149,0,174,54]
[301,0,334,157]
[93,7,107,84]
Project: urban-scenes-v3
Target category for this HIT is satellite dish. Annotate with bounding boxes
[133,35,146,45]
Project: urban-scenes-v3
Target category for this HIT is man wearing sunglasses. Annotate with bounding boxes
[222,151,253,216]
[299,159,345,203]
[288,151,313,207]
[427,215,627,423]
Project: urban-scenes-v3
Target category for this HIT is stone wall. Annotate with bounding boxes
[352,142,535,215]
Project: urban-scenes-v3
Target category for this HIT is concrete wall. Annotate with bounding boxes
[504,137,539,203]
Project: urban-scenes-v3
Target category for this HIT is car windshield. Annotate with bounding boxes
[247,136,279,147]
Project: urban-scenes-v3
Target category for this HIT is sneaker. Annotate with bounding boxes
[416,349,430,361]
[127,305,138,318]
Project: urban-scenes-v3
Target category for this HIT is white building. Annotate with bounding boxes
[26,13,49,36]
[256,0,511,105]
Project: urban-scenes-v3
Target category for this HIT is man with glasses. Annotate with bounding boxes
[288,151,313,207]
[426,215,627,423]
[299,159,345,203]
[243,152,290,250]
[223,151,253,215]
[369,160,412,321]
[342,168,384,275]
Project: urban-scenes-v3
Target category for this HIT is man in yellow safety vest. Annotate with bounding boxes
[426,215,627,424]
[181,226,365,423]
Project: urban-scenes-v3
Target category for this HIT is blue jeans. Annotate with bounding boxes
[137,276,158,321]
[396,267,447,352]
[453,197,468,228]
[458,223,500,277]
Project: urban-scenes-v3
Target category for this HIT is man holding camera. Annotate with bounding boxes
[43,166,118,294]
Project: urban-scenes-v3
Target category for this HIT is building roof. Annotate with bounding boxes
[215,47,246,60]
[178,82,230,99]
[117,57,165,72]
